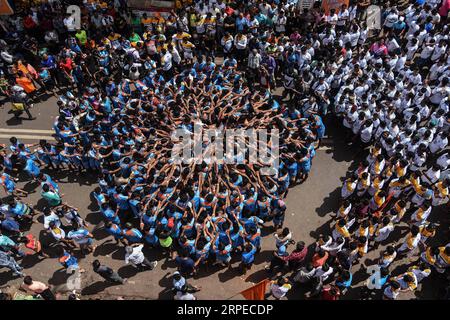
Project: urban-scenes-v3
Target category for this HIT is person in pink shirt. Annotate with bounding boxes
[439,0,450,21]
[370,39,388,57]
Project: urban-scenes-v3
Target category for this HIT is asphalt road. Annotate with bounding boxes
[0,90,447,300]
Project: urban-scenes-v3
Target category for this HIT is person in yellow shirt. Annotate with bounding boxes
[356,235,368,260]
[388,175,411,198]
[180,38,196,63]
[172,30,191,44]
[419,223,436,247]
[397,225,421,257]
[435,246,450,272]
[108,32,121,41]
[389,198,407,223]
[432,178,449,206]
[141,13,153,31]
[419,246,439,267]
[332,218,353,240]
[369,190,386,211]
[153,13,165,34]
[336,200,351,219]
[341,173,358,199]
[368,174,385,197]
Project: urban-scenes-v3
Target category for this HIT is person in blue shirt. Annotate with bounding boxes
[7,197,35,222]
[114,190,130,219]
[243,189,258,214]
[0,213,21,236]
[57,247,84,274]
[123,222,143,243]
[236,13,249,33]
[286,158,298,185]
[142,225,158,247]
[41,53,59,86]
[1,168,28,197]
[246,224,261,252]
[100,202,121,225]
[297,149,311,183]
[23,157,41,180]
[335,270,353,293]
[241,242,257,274]
[38,172,60,194]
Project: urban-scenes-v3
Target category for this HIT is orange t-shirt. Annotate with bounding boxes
[312,252,329,267]
[16,76,36,93]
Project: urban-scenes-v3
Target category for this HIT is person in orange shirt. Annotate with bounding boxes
[312,248,329,267]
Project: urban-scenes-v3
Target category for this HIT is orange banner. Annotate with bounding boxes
[322,0,349,15]
[240,279,269,300]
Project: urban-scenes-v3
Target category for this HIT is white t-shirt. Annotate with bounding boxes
[360,124,373,143]
[162,52,173,71]
[63,16,76,32]
[337,10,349,26]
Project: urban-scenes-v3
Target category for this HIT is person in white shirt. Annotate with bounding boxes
[360,119,374,144]
[431,39,447,62]
[160,48,173,79]
[374,216,394,245]
[417,39,435,67]
[269,277,292,300]
[437,152,450,170]
[124,244,158,271]
[422,164,441,185]
[387,36,400,53]
[429,78,450,106]
[406,38,419,61]
[314,263,333,282]
[383,9,398,31]
[429,131,448,154]
[274,10,287,34]
[326,9,338,26]
[174,285,196,300]
[63,13,77,32]
[336,4,349,30]
[234,33,247,63]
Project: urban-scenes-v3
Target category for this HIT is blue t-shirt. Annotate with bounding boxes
[242,246,257,265]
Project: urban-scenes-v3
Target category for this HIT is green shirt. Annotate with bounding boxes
[41,191,62,207]
[129,33,142,43]
[0,235,16,249]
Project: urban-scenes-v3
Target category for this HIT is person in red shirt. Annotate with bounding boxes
[17,234,49,259]
[280,241,308,270]
[23,14,37,31]
[59,57,74,84]
[322,285,341,300]
[265,241,308,273]
[312,248,329,268]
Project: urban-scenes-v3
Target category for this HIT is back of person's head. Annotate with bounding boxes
[23,276,33,285]
[92,260,101,269]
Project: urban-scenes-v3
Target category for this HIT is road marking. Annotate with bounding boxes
[0,128,54,134]
[0,134,55,141]
[318,146,332,151]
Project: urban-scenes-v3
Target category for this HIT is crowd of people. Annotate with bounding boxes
[0,0,449,300]
[262,0,450,300]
